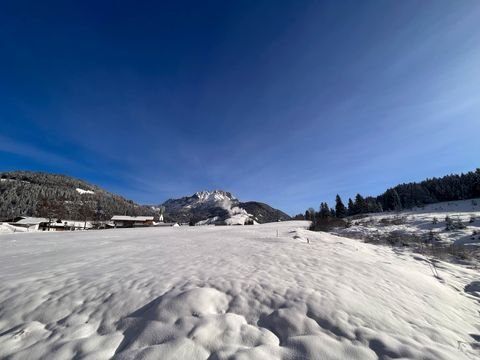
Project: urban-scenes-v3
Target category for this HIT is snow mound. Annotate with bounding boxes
[146,287,229,321]
[114,287,278,359]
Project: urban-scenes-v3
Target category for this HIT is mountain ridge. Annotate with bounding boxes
[161,190,291,225]
[0,171,291,225]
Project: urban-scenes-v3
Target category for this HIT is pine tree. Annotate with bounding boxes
[382,188,402,211]
[319,203,330,218]
[353,193,366,214]
[347,198,354,216]
[335,194,347,218]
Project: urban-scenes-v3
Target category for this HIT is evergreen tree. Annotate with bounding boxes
[365,196,382,213]
[294,213,306,220]
[319,202,330,218]
[357,193,367,213]
[347,198,354,216]
[352,194,366,215]
[335,194,347,218]
[382,188,402,211]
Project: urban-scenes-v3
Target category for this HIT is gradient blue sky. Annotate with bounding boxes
[1,0,479,214]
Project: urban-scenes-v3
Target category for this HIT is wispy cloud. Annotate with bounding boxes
[0,135,81,169]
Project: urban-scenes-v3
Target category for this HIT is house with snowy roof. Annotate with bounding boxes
[111,215,155,228]
[9,217,50,231]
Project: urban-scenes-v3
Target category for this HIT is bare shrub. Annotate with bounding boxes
[379,216,407,226]
[310,217,348,232]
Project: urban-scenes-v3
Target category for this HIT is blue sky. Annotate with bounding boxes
[1,0,479,214]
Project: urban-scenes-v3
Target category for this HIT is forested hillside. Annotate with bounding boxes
[378,169,480,211]
[0,171,156,220]
[302,169,480,221]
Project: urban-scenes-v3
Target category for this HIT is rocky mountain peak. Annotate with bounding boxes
[194,190,237,203]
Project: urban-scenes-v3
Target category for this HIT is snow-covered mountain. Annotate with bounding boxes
[161,190,290,225]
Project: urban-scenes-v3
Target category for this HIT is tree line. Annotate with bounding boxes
[297,169,480,221]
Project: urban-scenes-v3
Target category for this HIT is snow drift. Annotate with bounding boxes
[0,222,478,359]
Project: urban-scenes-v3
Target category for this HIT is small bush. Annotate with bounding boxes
[244,218,254,225]
[310,217,348,232]
[445,216,465,230]
[380,216,406,226]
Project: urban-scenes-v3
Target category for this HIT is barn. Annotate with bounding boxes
[111,216,154,228]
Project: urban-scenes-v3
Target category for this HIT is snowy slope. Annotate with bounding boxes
[336,199,480,247]
[0,222,479,359]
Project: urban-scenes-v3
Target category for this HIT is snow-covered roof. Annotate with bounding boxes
[14,217,49,225]
[111,216,154,221]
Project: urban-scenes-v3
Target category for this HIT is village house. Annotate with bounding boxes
[111,215,155,228]
[8,217,49,231]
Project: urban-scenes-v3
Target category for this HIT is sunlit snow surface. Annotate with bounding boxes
[0,221,479,359]
[336,199,480,247]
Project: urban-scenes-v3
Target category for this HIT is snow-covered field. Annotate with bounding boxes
[0,221,479,359]
[336,199,480,248]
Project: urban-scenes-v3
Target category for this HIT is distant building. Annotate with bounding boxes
[8,217,93,231]
[111,216,155,228]
[49,220,93,231]
[9,217,49,231]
